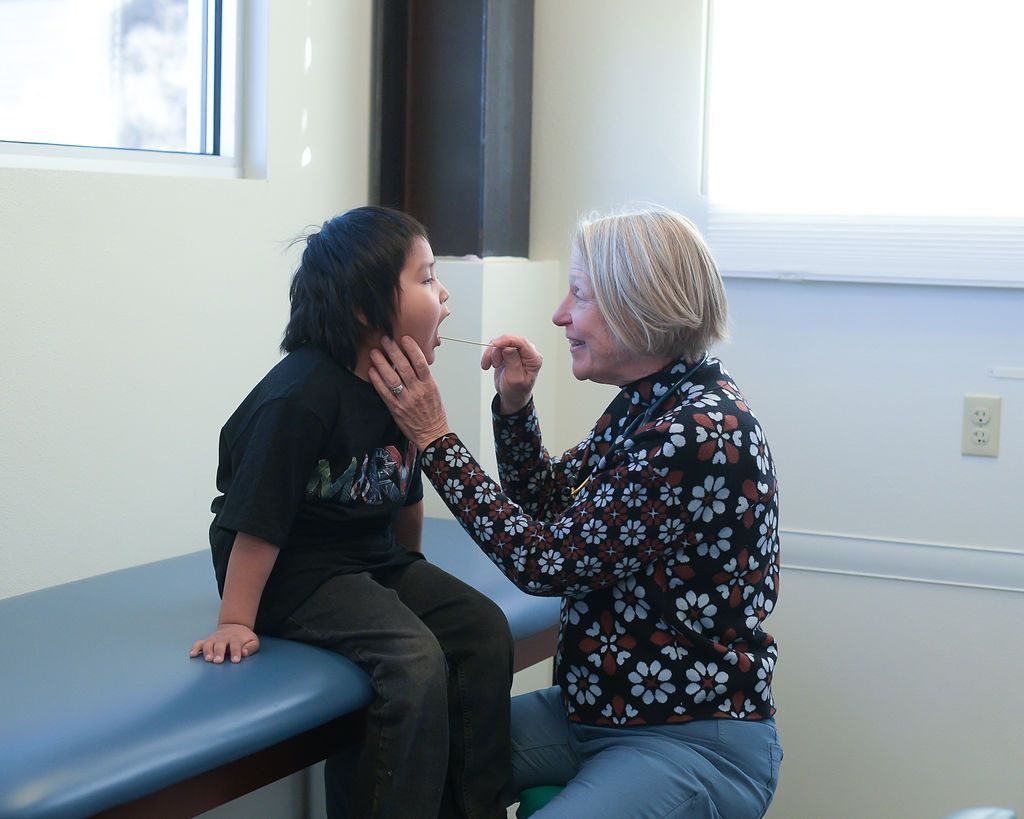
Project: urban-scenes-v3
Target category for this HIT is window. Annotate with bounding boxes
[0,0,240,171]
[703,0,1024,287]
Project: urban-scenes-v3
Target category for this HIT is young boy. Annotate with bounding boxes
[190,206,514,818]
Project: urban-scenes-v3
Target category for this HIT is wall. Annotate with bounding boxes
[0,1,373,599]
[423,257,561,519]
[530,1,1024,816]
[530,0,710,449]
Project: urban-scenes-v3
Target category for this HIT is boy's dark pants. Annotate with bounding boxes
[273,559,514,819]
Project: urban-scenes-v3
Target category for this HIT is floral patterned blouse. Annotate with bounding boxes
[421,355,779,725]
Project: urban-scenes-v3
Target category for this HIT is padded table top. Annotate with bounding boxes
[0,517,560,819]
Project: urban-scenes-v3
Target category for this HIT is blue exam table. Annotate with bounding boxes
[0,518,560,818]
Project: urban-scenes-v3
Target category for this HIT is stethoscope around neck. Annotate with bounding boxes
[570,353,709,498]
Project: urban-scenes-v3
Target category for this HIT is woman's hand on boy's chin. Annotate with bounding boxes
[369,336,452,450]
[189,623,260,664]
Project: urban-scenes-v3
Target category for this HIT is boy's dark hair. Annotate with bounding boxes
[281,206,429,369]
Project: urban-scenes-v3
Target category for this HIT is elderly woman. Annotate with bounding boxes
[369,207,781,819]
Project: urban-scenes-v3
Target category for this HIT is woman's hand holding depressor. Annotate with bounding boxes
[481,334,543,415]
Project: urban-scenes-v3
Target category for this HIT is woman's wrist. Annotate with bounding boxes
[417,425,453,451]
[498,393,532,416]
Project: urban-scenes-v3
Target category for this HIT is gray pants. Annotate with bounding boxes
[508,686,782,818]
[273,559,514,819]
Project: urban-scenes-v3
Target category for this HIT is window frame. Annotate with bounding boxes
[0,0,248,180]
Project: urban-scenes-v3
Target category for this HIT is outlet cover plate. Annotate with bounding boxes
[962,394,1001,457]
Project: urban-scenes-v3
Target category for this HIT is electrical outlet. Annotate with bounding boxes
[962,395,1001,457]
[970,406,992,426]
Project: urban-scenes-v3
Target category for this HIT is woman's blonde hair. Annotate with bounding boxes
[574,206,728,360]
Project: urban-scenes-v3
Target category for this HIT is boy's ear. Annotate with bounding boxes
[354,309,368,327]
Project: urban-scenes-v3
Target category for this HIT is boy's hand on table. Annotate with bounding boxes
[189,623,260,664]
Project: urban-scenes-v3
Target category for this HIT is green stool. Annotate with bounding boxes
[516,786,565,818]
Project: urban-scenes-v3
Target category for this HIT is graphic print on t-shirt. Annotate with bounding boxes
[306,441,417,506]
[306,457,358,501]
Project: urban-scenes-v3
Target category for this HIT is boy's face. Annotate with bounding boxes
[393,236,449,365]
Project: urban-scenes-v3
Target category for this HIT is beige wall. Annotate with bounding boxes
[530,0,709,452]
[424,257,561,519]
[0,1,373,598]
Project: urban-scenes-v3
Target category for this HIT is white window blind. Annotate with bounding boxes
[704,0,1024,287]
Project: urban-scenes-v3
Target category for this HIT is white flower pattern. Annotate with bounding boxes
[417,356,778,725]
[628,660,676,705]
[688,476,729,522]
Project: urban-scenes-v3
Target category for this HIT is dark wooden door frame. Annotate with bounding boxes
[370,0,534,258]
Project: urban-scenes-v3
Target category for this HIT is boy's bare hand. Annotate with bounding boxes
[189,623,260,664]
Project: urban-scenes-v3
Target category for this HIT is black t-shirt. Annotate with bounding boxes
[210,347,423,630]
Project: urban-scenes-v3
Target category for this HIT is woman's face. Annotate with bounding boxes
[393,236,449,365]
[551,248,636,385]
